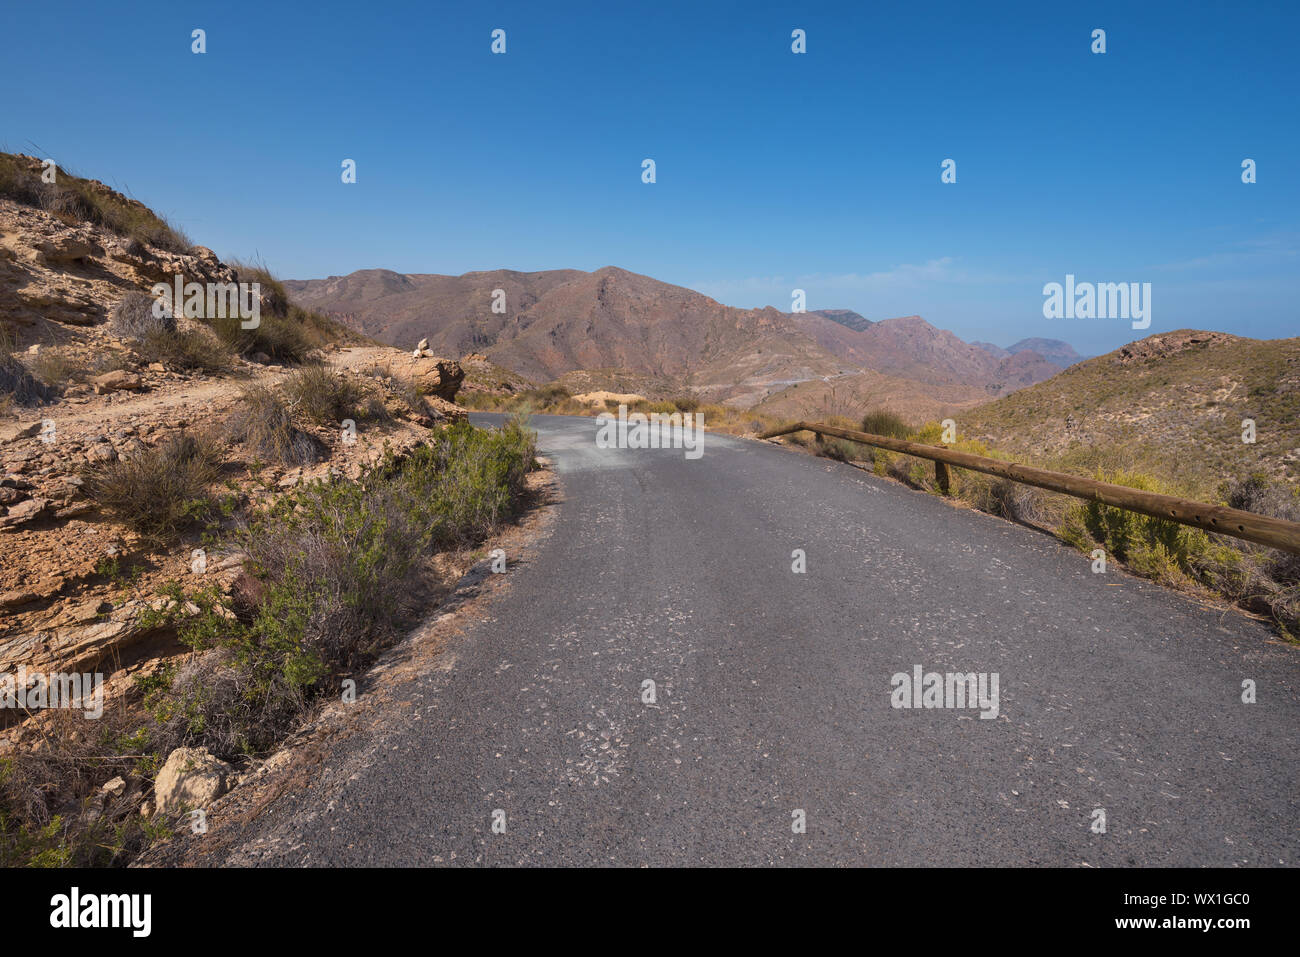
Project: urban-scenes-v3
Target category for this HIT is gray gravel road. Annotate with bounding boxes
[208,413,1299,866]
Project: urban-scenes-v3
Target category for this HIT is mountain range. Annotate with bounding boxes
[285,266,1082,417]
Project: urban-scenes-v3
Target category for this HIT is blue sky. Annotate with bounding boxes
[4,0,1296,355]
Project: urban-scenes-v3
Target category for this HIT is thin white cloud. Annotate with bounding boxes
[1149,235,1300,272]
[689,258,1031,307]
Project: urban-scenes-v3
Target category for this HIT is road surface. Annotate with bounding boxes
[197,413,1300,866]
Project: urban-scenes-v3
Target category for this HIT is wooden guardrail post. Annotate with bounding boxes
[934,455,951,494]
[757,420,1300,556]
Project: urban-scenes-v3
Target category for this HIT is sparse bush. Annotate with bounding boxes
[0,708,156,868]
[110,291,175,341]
[520,383,571,406]
[1225,473,1300,530]
[30,349,84,387]
[89,350,131,376]
[0,153,191,252]
[816,435,866,463]
[1200,474,1300,636]
[232,263,289,319]
[860,409,914,439]
[211,311,314,364]
[136,325,234,373]
[456,389,499,411]
[224,386,324,466]
[960,473,1051,525]
[360,366,431,419]
[804,415,872,464]
[672,394,701,413]
[204,263,355,360]
[631,399,680,416]
[83,432,224,536]
[283,364,360,426]
[0,328,54,407]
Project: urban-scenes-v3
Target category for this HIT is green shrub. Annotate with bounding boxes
[0,709,154,868]
[1060,471,1213,586]
[387,418,537,548]
[861,408,914,439]
[155,420,537,757]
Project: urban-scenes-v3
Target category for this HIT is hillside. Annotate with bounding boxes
[809,308,873,331]
[960,329,1300,493]
[287,266,1071,410]
[0,153,525,865]
[0,153,469,682]
[750,368,992,423]
[288,266,848,402]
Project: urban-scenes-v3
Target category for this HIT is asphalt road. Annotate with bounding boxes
[209,413,1299,866]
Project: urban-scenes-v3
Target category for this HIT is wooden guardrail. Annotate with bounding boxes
[758,421,1300,556]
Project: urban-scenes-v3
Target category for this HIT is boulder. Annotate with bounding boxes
[406,356,464,401]
[0,497,50,527]
[91,370,143,394]
[0,421,43,443]
[426,395,469,423]
[33,235,98,264]
[154,746,234,813]
[85,442,118,465]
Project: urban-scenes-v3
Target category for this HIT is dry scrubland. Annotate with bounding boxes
[0,154,539,866]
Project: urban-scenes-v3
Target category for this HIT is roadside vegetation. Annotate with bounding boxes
[778,409,1300,641]
[3,363,538,865]
[145,417,536,757]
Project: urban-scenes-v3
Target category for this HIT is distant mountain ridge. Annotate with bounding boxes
[285,266,1075,412]
[975,337,1085,368]
[808,308,873,332]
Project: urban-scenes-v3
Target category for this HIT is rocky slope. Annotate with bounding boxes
[0,172,469,736]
